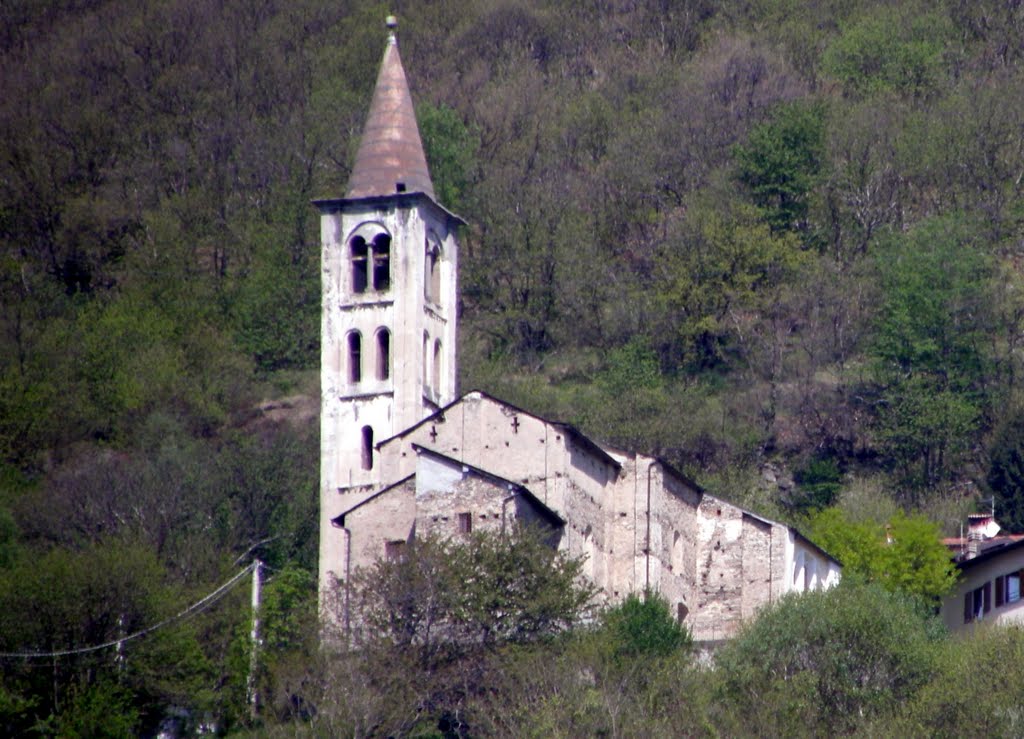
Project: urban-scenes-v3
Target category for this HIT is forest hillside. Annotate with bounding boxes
[3,0,1024,734]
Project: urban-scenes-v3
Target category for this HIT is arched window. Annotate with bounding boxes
[431,249,441,303]
[372,234,391,291]
[423,332,429,390]
[347,332,362,384]
[375,328,391,381]
[361,425,374,470]
[350,237,368,294]
[425,238,441,304]
[433,339,442,393]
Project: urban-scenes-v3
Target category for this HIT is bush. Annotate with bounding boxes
[714,580,944,735]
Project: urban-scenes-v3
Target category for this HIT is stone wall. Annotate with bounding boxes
[330,391,841,641]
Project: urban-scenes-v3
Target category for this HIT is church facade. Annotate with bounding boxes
[315,23,839,642]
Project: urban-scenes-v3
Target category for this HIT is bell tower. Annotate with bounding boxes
[315,17,462,597]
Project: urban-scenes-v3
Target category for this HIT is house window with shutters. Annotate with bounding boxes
[964,581,992,623]
[994,571,1022,607]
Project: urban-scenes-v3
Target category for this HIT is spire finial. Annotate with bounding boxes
[385,14,397,42]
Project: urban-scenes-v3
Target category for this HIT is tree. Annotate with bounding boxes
[808,507,957,604]
[871,215,993,489]
[313,529,595,736]
[0,540,221,737]
[734,101,826,233]
[597,590,691,662]
[714,580,944,736]
[821,7,954,98]
[987,409,1024,533]
[350,528,594,658]
[899,625,1024,736]
[417,102,479,214]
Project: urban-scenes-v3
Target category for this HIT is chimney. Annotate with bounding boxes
[968,513,1000,539]
[965,513,1001,560]
[967,529,982,559]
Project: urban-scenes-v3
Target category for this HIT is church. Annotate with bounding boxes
[314,20,840,642]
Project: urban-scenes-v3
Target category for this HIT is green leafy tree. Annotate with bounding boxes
[417,102,479,213]
[822,7,954,98]
[872,215,993,488]
[336,528,595,736]
[791,455,842,511]
[652,201,807,369]
[0,540,220,737]
[351,528,594,658]
[715,580,944,735]
[596,590,691,661]
[734,101,826,233]
[899,625,1024,736]
[986,409,1024,533]
[808,507,957,604]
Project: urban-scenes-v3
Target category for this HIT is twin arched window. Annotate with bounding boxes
[351,233,391,294]
[347,328,391,385]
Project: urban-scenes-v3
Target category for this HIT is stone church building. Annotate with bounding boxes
[315,22,839,642]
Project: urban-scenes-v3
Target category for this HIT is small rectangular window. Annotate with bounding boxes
[1010,573,1022,604]
[384,540,405,561]
[458,512,472,534]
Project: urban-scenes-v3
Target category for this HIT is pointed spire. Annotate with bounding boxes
[345,17,436,201]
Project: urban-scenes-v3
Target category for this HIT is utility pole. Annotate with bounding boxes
[115,613,126,680]
[247,559,262,722]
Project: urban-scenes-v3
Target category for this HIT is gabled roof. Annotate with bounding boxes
[331,450,566,530]
[411,444,565,527]
[332,474,415,528]
[345,28,435,201]
[955,536,1024,571]
[375,389,622,472]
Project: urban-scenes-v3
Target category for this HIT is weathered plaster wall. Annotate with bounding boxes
[342,478,417,582]
[318,195,459,609]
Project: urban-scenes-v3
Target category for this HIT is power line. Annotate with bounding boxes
[0,563,256,660]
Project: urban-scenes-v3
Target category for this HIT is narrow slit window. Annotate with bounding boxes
[372,235,391,291]
[376,328,391,381]
[348,332,362,384]
[361,425,374,470]
[351,237,368,294]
